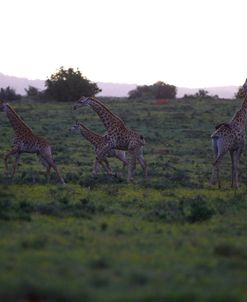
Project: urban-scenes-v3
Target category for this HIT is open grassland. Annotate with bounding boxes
[0,97,247,301]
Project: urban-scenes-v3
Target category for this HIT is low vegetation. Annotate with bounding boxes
[0,97,246,301]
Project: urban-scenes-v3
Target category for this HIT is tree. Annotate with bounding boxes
[195,89,209,98]
[45,67,101,102]
[183,89,212,99]
[25,86,46,101]
[128,85,153,99]
[128,81,176,99]
[0,86,21,101]
[25,86,40,97]
[152,81,177,99]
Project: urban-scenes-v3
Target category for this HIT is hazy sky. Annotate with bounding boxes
[1,0,246,87]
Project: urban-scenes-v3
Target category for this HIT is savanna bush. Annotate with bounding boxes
[146,195,214,224]
[0,195,32,221]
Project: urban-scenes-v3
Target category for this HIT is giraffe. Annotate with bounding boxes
[70,120,127,176]
[73,96,147,181]
[0,100,65,184]
[210,78,247,189]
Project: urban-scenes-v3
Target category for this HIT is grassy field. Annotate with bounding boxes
[0,97,247,301]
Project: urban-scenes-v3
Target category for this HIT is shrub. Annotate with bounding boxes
[146,195,214,224]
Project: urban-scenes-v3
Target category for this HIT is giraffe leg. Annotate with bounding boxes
[234,147,243,189]
[210,153,225,189]
[114,151,128,167]
[210,137,220,186]
[92,159,100,177]
[114,151,127,177]
[101,158,114,175]
[40,153,65,185]
[116,151,128,169]
[4,148,19,177]
[230,151,235,188]
[127,150,137,182]
[136,148,148,179]
[137,155,147,179]
[38,154,51,182]
[96,144,115,176]
[11,152,21,178]
[131,154,137,181]
[96,158,114,176]
[46,165,51,182]
[127,146,147,181]
[210,137,230,189]
[92,158,114,176]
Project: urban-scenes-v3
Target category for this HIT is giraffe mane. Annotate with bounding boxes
[78,121,90,131]
[78,121,103,138]
[7,104,33,133]
[215,123,230,130]
[90,97,124,123]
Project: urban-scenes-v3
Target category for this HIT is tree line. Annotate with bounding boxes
[0,67,179,102]
[0,67,101,102]
[0,67,242,101]
[128,81,176,99]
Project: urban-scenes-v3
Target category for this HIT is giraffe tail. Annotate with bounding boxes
[211,136,219,158]
[139,135,146,146]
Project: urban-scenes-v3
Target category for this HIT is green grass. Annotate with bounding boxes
[0,97,247,301]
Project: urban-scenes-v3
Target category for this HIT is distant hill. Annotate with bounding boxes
[0,72,239,99]
[97,82,137,97]
[0,72,45,95]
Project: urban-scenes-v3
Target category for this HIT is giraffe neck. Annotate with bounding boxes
[5,105,33,136]
[79,124,103,146]
[89,98,123,130]
[231,96,247,128]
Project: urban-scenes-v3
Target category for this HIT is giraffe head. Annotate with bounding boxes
[70,120,81,132]
[73,96,92,110]
[0,100,8,111]
[237,78,247,98]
